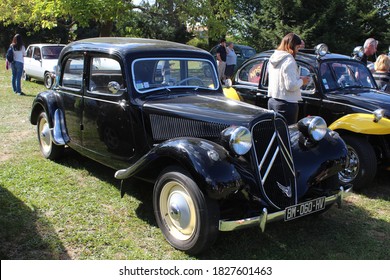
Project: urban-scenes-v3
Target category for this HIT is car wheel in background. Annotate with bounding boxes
[22,71,30,81]
[44,72,53,89]
[338,134,377,191]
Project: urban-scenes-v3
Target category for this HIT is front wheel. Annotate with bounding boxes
[338,135,377,191]
[22,71,30,81]
[37,111,64,160]
[153,166,219,255]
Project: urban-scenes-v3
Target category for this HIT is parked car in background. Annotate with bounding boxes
[210,43,256,70]
[231,43,390,191]
[30,38,350,254]
[23,44,66,88]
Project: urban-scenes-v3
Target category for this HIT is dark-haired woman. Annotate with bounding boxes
[10,34,26,95]
[267,33,309,125]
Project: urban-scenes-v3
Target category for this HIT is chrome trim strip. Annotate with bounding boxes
[277,133,295,175]
[261,146,279,185]
[218,185,353,232]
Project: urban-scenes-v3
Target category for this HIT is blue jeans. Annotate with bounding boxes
[11,61,24,93]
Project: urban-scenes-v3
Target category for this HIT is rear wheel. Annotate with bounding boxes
[153,166,219,255]
[37,111,64,160]
[338,135,377,191]
[44,72,53,89]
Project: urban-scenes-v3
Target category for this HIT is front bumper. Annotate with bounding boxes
[219,185,353,232]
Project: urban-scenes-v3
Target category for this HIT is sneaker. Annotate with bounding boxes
[17,92,26,96]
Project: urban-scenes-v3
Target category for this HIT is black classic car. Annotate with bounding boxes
[30,38,351,254]
[231,44,390,191]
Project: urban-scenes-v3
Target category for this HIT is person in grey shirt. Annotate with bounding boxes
[224,42,237,81]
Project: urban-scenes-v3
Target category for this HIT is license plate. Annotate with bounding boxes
[284,197,326,221]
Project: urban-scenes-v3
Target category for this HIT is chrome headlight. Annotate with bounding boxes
[221,126,252,156]
[373,109,385,123]
[298,116,327,142]
[314,43,328,57]
[351,46,364,60]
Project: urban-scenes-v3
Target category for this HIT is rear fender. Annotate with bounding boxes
[115,138,245,199]
[30,91,69,145]
[329,113,390,135]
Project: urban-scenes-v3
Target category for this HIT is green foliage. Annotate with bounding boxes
[0,0,389,53]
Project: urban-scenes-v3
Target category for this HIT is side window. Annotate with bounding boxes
[237,60,264,84]
[33,47,41,60]
[62,56,84,89]
[89,57,124,95]
[299,65,315,92]
[26,47,33,58]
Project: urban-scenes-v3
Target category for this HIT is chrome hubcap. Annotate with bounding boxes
[39,118,51,154]
[160,182,196,241]
[339,146,359,183]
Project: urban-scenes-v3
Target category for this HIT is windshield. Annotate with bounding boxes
[320,61,376,91]
[132,58,218,94]
[242,49,256,58]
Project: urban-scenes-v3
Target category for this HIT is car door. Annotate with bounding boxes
[30,46,43,79]
[296,62,323,119]
[24,46,34,76]
[58,53,85,149]
[82,55,135,168]
[233,58,268,107]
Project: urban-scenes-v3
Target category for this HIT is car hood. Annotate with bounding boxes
[326,89,390,117]
[143,94,273,127]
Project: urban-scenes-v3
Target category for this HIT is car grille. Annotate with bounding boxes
[150,114,228,141]
[252,118,297,209]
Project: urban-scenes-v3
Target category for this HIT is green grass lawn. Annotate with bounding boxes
[0,58,389,260]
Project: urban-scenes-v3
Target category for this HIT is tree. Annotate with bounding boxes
[0,0,130,37]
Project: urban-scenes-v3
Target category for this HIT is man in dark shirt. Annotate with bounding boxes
[361,38,378,71]
[216,38,227,83]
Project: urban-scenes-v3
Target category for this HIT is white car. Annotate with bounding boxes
[23,44,65,88]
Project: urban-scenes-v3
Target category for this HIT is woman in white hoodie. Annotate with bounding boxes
[267,33,310,125]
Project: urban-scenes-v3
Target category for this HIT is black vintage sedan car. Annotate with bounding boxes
[231,44,390,191]
[30,38,350,254]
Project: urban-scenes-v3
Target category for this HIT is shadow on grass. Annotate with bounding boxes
[0,186,70,260]
[53,148,390,260]
[56,148,156,226]
[199,201,390,259]
[360,169,390,201]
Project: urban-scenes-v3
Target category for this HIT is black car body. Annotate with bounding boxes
[30,38,350,254]
[232,45,390,190]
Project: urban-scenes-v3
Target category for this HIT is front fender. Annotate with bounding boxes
[329,113,390,135]
[223,86,241,101]
[290,128,348,197]
[115,138,245,199]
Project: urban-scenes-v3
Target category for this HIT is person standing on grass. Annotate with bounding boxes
[9,34,26,96]
[267,33,310,125]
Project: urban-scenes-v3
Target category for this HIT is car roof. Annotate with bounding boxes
[254,49,355,65]
[234,44,255,50]
[61,37,210,59]
[27,44,66,47]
